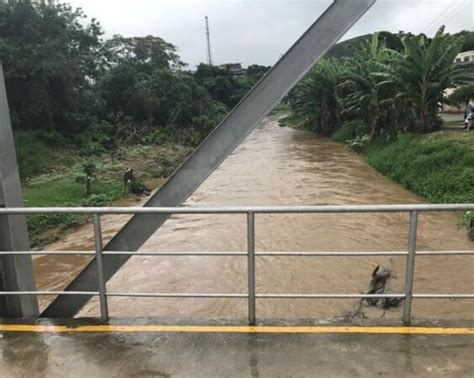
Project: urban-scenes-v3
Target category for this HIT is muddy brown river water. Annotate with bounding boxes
[34,116,474,322]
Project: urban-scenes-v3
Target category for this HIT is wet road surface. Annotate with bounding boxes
[1,327,473,377]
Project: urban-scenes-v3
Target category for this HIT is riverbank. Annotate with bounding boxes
[280,113,474,203]
[279,112,474,237]
[19,138,191,246]
[364,128,474,204]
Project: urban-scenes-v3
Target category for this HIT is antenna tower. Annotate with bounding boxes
[205,16,213,66]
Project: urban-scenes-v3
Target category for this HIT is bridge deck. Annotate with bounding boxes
[1,323,473,377]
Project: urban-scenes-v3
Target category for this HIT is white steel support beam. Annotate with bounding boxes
[43,0,376,317]
[0,62,39,317]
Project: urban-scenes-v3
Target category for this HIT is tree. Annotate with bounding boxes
[246,64,270,79]
[386,27,467,132]
[291,59,344,136]
[449,85,474,106]
[99,39,227,145]
[104,35,183,70]
[0,0,105,136]
[339,33,393,138]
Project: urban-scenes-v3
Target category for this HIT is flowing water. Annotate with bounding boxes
[34,116,474,321]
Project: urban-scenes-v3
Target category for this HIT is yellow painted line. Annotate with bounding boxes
[0,324,473,334]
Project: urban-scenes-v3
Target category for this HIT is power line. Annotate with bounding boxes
[421,0,457,33]
[424,0,471,34]
[435,0,472,30]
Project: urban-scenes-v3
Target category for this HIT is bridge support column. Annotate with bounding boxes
[0,62,38,318]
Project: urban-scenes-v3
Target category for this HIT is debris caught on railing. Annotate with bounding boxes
[349,265,403,319]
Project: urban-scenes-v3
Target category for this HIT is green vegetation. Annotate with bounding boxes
[365,132,474,204]
[0,0,269,153]
[290,59,343,135]
[0,1,271,243]
[326,30,474,58]
[449,85,474,106]
[1,0,473,242]
[289,27,469,138]
[22,141,191,245]
[284,25,473,225]
[14,131,76,180]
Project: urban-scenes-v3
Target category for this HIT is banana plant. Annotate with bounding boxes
[383,26,468,133]
[291,59,345,136]
[339,33,394,139]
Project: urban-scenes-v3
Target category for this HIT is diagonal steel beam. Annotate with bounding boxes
[42,0,376,317]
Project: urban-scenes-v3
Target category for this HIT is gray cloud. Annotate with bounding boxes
[68,0,474,68]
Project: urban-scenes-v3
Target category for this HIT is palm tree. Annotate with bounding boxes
[291,59,344,136]
[386,26,467,133]
[339,33,393,139]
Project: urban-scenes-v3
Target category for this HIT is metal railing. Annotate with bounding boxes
[1,204,473,325]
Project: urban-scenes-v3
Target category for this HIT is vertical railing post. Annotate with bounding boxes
[403,210,418,325]
[93,214,109,321]
[247,212,256,325]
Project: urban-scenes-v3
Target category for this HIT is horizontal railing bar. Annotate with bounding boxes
[257,252,408,256]
[413,294,474,298]
[0,204,473,215]
[258,251,474,256]
[256,294,406,299]
[1,250,473,256]
[106,293,248,298]
[416,251,474,256]
[2,292,473,299]
[258,294,474,299]
[0,291,99,296]
[102,252,248,256]
[0,251,246,256]
[0,251,96,256]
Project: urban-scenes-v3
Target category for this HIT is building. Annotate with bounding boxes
[454,50,474,65]
[443,50,474,113]
[219,63,245,75]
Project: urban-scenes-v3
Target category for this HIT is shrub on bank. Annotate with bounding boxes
[365,135,474,203]
[14,131,75,180]
[332,120,367,143]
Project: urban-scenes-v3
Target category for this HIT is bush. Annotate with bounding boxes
[14,131,75,180]
[145,129,169,145]
[366,135,474,203]
[347,135,371,152]
[81,194,111,207]
[130,178,149,195]
[27,213,83,245]
[332,120,366,142]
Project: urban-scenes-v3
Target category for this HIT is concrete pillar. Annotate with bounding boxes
[0,62,38,317]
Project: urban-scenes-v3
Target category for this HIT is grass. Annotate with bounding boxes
[24,177,125,245]
[19,140,192,246]
[365,129,474,204]
[14,130,76,180]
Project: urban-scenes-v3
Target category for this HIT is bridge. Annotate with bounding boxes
[1,1,473,376]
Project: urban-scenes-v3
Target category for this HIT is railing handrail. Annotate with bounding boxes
[1,250,473,256]
[0,203,473,325]
[0,203,473,214]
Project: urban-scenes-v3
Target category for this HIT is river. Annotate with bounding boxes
[34,116,474,322]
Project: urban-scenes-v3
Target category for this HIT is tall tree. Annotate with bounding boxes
[0,0,104,135]
[339,33,393,138]
[291,59,344,136]
[387,26,467,132]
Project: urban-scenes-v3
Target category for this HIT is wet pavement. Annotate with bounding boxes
[1,327,473,377]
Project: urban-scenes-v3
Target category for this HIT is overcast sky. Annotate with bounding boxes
[67,0,473,68]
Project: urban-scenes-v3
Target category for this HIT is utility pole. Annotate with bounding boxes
[0,62,38,317]
[205,16,213,66]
